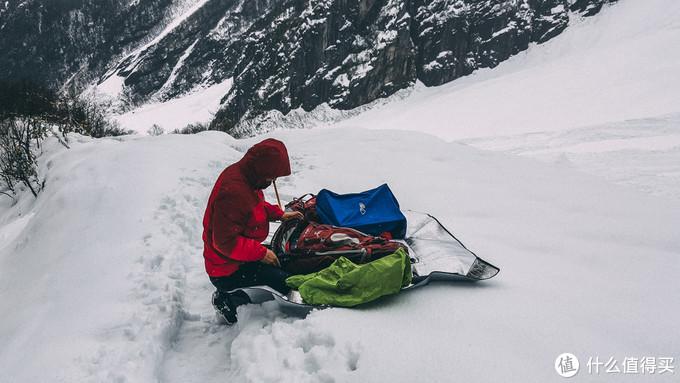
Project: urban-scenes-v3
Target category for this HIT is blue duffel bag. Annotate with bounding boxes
[315,184,407,239]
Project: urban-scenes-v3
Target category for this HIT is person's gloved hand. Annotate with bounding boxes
[281,211,304,221]
[261,249,281,267]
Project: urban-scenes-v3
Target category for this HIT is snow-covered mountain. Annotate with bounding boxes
[1,0,616,135]
[1,0,679,382]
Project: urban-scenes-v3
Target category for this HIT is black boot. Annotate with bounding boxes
[212,291,237,325]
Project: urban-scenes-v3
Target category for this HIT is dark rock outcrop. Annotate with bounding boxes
[211,0,616,134]
[0,0,182,89]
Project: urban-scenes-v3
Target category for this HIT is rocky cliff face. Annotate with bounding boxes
[0,0,617,136]
[0,0,186,89]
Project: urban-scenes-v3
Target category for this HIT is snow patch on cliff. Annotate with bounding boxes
[114,79,233,134]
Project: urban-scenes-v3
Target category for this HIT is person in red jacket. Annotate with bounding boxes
[202,138,303,324]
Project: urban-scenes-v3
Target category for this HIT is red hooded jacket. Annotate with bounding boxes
[202,139,291,277]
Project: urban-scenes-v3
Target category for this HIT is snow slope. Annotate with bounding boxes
[462,113,680,199]
[332,0,680,141]
[1,128,679,382]
[113,78,233,134]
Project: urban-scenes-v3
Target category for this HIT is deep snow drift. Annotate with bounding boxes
[1,128,679,382]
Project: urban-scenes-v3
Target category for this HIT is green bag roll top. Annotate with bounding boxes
[286,248,412,307]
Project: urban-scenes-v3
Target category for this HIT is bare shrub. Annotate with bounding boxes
[0,80,129,199]
[172,122,209,135]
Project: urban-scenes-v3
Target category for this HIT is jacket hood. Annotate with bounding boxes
[239,138,291,187]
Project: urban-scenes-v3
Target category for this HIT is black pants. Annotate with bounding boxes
[210,262,291,309]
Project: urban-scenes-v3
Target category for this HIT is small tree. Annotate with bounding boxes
[147,124,165,136]
[59,90,132,138]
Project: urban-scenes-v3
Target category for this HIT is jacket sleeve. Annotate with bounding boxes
[264,200,285,221]
[211,191,267,262]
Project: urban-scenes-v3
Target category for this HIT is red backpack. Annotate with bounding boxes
[271,218,407,274]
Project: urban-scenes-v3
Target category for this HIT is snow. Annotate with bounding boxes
[2,0,680,381]
[96,73,126,98]
[1,128,678,382]
[423,60,442,71]
[436,50,452,59]
[0,212,33,252]
[113,79,233,134]
[333,0,680,141]
[462,113,680,199]
[127,0,210,63]
[157,38,201,97]
[551,4,565,14]
[333,73,350,88]
[491,22,515,38]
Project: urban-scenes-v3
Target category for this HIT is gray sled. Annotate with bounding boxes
[233,211,499,317]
